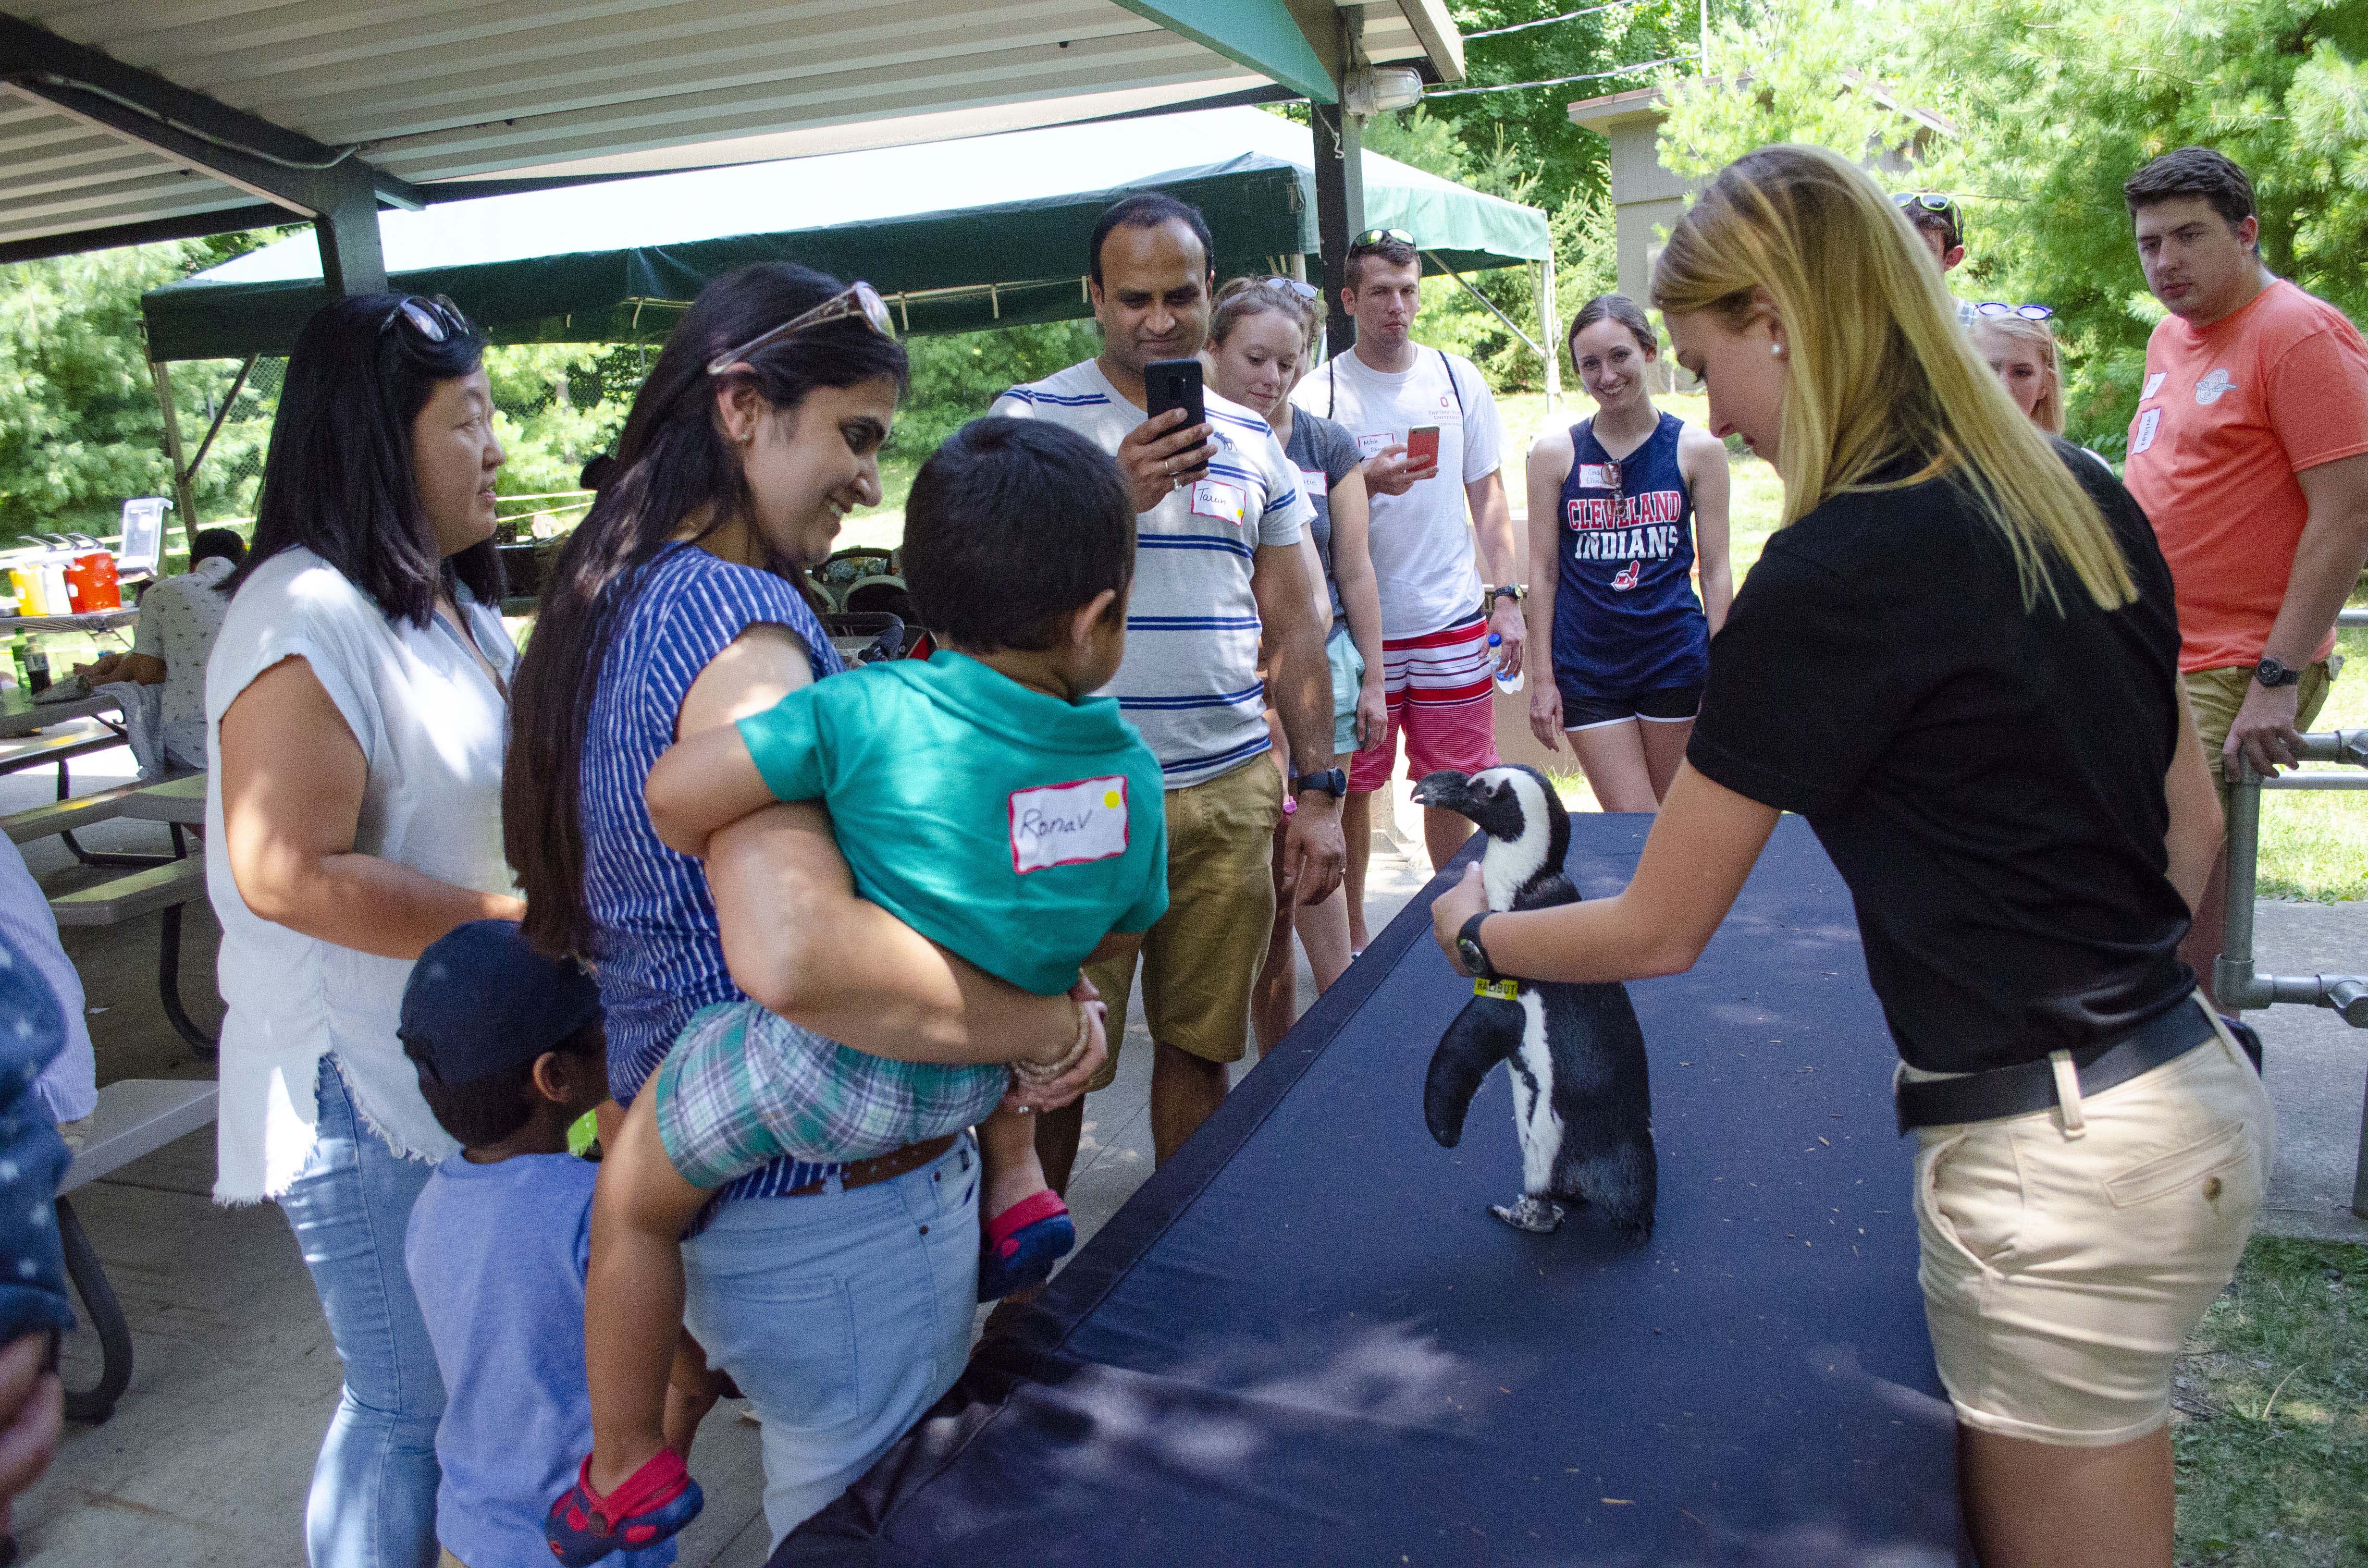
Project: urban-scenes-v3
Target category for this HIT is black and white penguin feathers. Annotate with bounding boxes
[1411,766,1656,1242]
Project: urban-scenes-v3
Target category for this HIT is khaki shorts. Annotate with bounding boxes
[1083,756,1283,1090]
[1908,996,2272,1446]
[2183,662,2333,814]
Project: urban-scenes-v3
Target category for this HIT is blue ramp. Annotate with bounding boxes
[784,814,1972,1566]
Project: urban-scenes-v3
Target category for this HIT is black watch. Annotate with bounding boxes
[1291,767,1347,799]
[1456,913,1499,981]
[1491,583,1526,603]
[2254,656,2301,689]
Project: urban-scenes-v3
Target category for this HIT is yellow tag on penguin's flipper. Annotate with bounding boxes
[1473,977,1522,1001]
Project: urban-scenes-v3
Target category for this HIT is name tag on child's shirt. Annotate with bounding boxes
[1190,478,1246,524]
[1299,468,1327,506]
[2131,406,2161,456]
[1577,462,1621,490]
[1010,776,1131,873]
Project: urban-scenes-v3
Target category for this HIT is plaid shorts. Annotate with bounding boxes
[651,1002,1011,1190]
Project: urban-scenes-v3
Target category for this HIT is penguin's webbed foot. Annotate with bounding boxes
[1490,1196,1565,1233]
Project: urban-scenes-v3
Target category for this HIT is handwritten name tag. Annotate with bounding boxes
[1357,431,1390,460]
[1010,776,1131,873]
[2131,406,2161,456]
[1190,479,1246,524]
[1299,467,1327,506]
[1577,462,1621,490]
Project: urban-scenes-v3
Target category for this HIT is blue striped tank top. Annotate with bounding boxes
[582,540,847,1204]
[1550,411,1711,698]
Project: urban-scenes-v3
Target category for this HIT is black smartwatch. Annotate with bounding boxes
[2254,656,2301,689]
[1456,913,1499,981]
[1291,767,1347,799]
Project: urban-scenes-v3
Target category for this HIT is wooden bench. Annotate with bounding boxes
[55,1079,220,1424]
[49,858,216,1058]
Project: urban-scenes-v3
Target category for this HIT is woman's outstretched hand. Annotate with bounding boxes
[1430,864,1491,976]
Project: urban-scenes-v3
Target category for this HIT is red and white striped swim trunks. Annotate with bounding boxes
[1347,610,1502,793]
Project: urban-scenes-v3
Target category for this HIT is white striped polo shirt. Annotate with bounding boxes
[993,360,1310,789]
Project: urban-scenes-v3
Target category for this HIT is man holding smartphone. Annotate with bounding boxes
[1293,228,1524,947]
[994,194,1345,1183]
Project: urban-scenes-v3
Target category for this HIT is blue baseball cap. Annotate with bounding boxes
[398,919,603,1085]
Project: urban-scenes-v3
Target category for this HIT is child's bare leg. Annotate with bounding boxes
[978,1102,1049,1221]
[662,1331,726,1458]
[586,1093,713,1494]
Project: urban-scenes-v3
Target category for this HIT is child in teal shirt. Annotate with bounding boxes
[555,418,1164,1563]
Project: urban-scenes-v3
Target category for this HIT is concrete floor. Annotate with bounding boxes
[8,742,2365,1564]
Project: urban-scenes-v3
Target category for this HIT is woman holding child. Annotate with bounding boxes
[1431,146,2264,1567]
[209,294,521,1567]
[504,263,1107,1551]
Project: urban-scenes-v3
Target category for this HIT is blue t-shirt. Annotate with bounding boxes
[405,1153,674,1568]
[737,650,1168,996]
[1551,411,1712,697]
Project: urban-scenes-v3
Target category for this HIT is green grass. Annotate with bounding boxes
[2172,1237,2368,1566]
[2253,622,2368,904]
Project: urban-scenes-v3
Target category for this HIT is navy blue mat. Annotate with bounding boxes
[782,815,1972,1566]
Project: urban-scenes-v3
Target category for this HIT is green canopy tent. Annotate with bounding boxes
[140,106,1553,361]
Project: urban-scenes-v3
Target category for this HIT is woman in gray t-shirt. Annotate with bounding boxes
[1204,277,1390,1047]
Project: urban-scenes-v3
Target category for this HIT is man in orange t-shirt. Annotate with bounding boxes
[2121,147,2368,1006]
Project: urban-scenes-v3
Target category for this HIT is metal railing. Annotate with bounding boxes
[2215,612,2368,1213]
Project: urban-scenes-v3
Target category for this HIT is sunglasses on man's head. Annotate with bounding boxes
[1974,302,2054,320]
[706,282,896,377]
[1351,227,1417,250]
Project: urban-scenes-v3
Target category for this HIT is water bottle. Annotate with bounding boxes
[1488,632,1523,694]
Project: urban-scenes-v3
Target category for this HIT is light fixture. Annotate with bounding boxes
[1344,66,1423,117]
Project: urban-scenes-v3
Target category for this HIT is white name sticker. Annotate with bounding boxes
[1577,462,1621,490]
[1299,467,1327,506]
[2142,371,2166,399]
[1357,431,1391,460]
[1190,478,1246,524]
[2131,406,2162,456]
[1010,777,1131,874]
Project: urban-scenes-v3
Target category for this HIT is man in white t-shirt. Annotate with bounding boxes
[80,527,243,772]
[995,195,1344,1179]
[1291,229,1524,947]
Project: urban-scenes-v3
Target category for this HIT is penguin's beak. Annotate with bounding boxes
[1410,770,1475,818]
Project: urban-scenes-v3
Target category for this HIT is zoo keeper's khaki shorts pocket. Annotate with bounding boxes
[1907,997,2272,1446]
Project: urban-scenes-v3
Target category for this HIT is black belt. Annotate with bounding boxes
[1894,1003,2220,1135]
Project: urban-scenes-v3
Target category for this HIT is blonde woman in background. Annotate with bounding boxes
[1971,304,2116,475]
[1200,277,1390,1050]
[1428,145,2257,1566]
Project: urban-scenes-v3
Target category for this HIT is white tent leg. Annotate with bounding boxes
[1540,256,1562,416]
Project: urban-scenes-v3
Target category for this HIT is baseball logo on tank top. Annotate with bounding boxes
[1548,412,1711,698]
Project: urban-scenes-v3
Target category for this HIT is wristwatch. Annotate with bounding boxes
[1490,583,1526,603]
[2254,656,2301,689]
[1456,913,1499,981]
[1291,767,1347,799]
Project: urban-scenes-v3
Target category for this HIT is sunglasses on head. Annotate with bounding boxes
[1256,276,1320,301]
[383,294,471,346]
[1974,302,2055,320]
[1351,227,1417,250]
[705,282,896,377]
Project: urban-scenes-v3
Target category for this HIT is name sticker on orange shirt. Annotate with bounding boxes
[2131,406,2162,456]
[1010,777,1130,873]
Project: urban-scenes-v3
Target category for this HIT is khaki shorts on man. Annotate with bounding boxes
[1082,757,1283,1092]
[2184,660,2334,812]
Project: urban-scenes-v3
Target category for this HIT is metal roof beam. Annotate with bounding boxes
[0,200,284,266]
[1108,0,1337,103]
[0,14,425,216]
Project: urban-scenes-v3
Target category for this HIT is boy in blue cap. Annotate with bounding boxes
[549,418,1168,1563]
[398,919,679,1568]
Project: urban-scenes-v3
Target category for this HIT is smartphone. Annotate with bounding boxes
[1144,357,1208,479]
[1406,425,1441,468]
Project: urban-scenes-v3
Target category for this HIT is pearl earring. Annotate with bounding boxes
[1771,343,1786,359]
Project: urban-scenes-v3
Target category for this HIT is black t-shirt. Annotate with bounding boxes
[1687,446,2195,1073]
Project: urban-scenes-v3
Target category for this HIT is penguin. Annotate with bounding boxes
[1410,766,1656,1242]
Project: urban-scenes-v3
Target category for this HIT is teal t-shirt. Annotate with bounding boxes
[735,651,1169,997]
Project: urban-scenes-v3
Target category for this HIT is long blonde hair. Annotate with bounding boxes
[1970,314,2066,435]
[1650,145,2131,611]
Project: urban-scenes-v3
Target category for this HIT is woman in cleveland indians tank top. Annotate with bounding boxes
[1525,294,1733,810]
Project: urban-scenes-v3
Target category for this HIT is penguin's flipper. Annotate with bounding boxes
[1424,999,1521,1148]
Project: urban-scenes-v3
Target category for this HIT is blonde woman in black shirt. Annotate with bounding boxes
[1431,145,2260,1568]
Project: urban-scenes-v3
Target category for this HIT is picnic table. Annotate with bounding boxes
[0,688,122,740]
[117,772,203,825]
[3,609,139,637]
